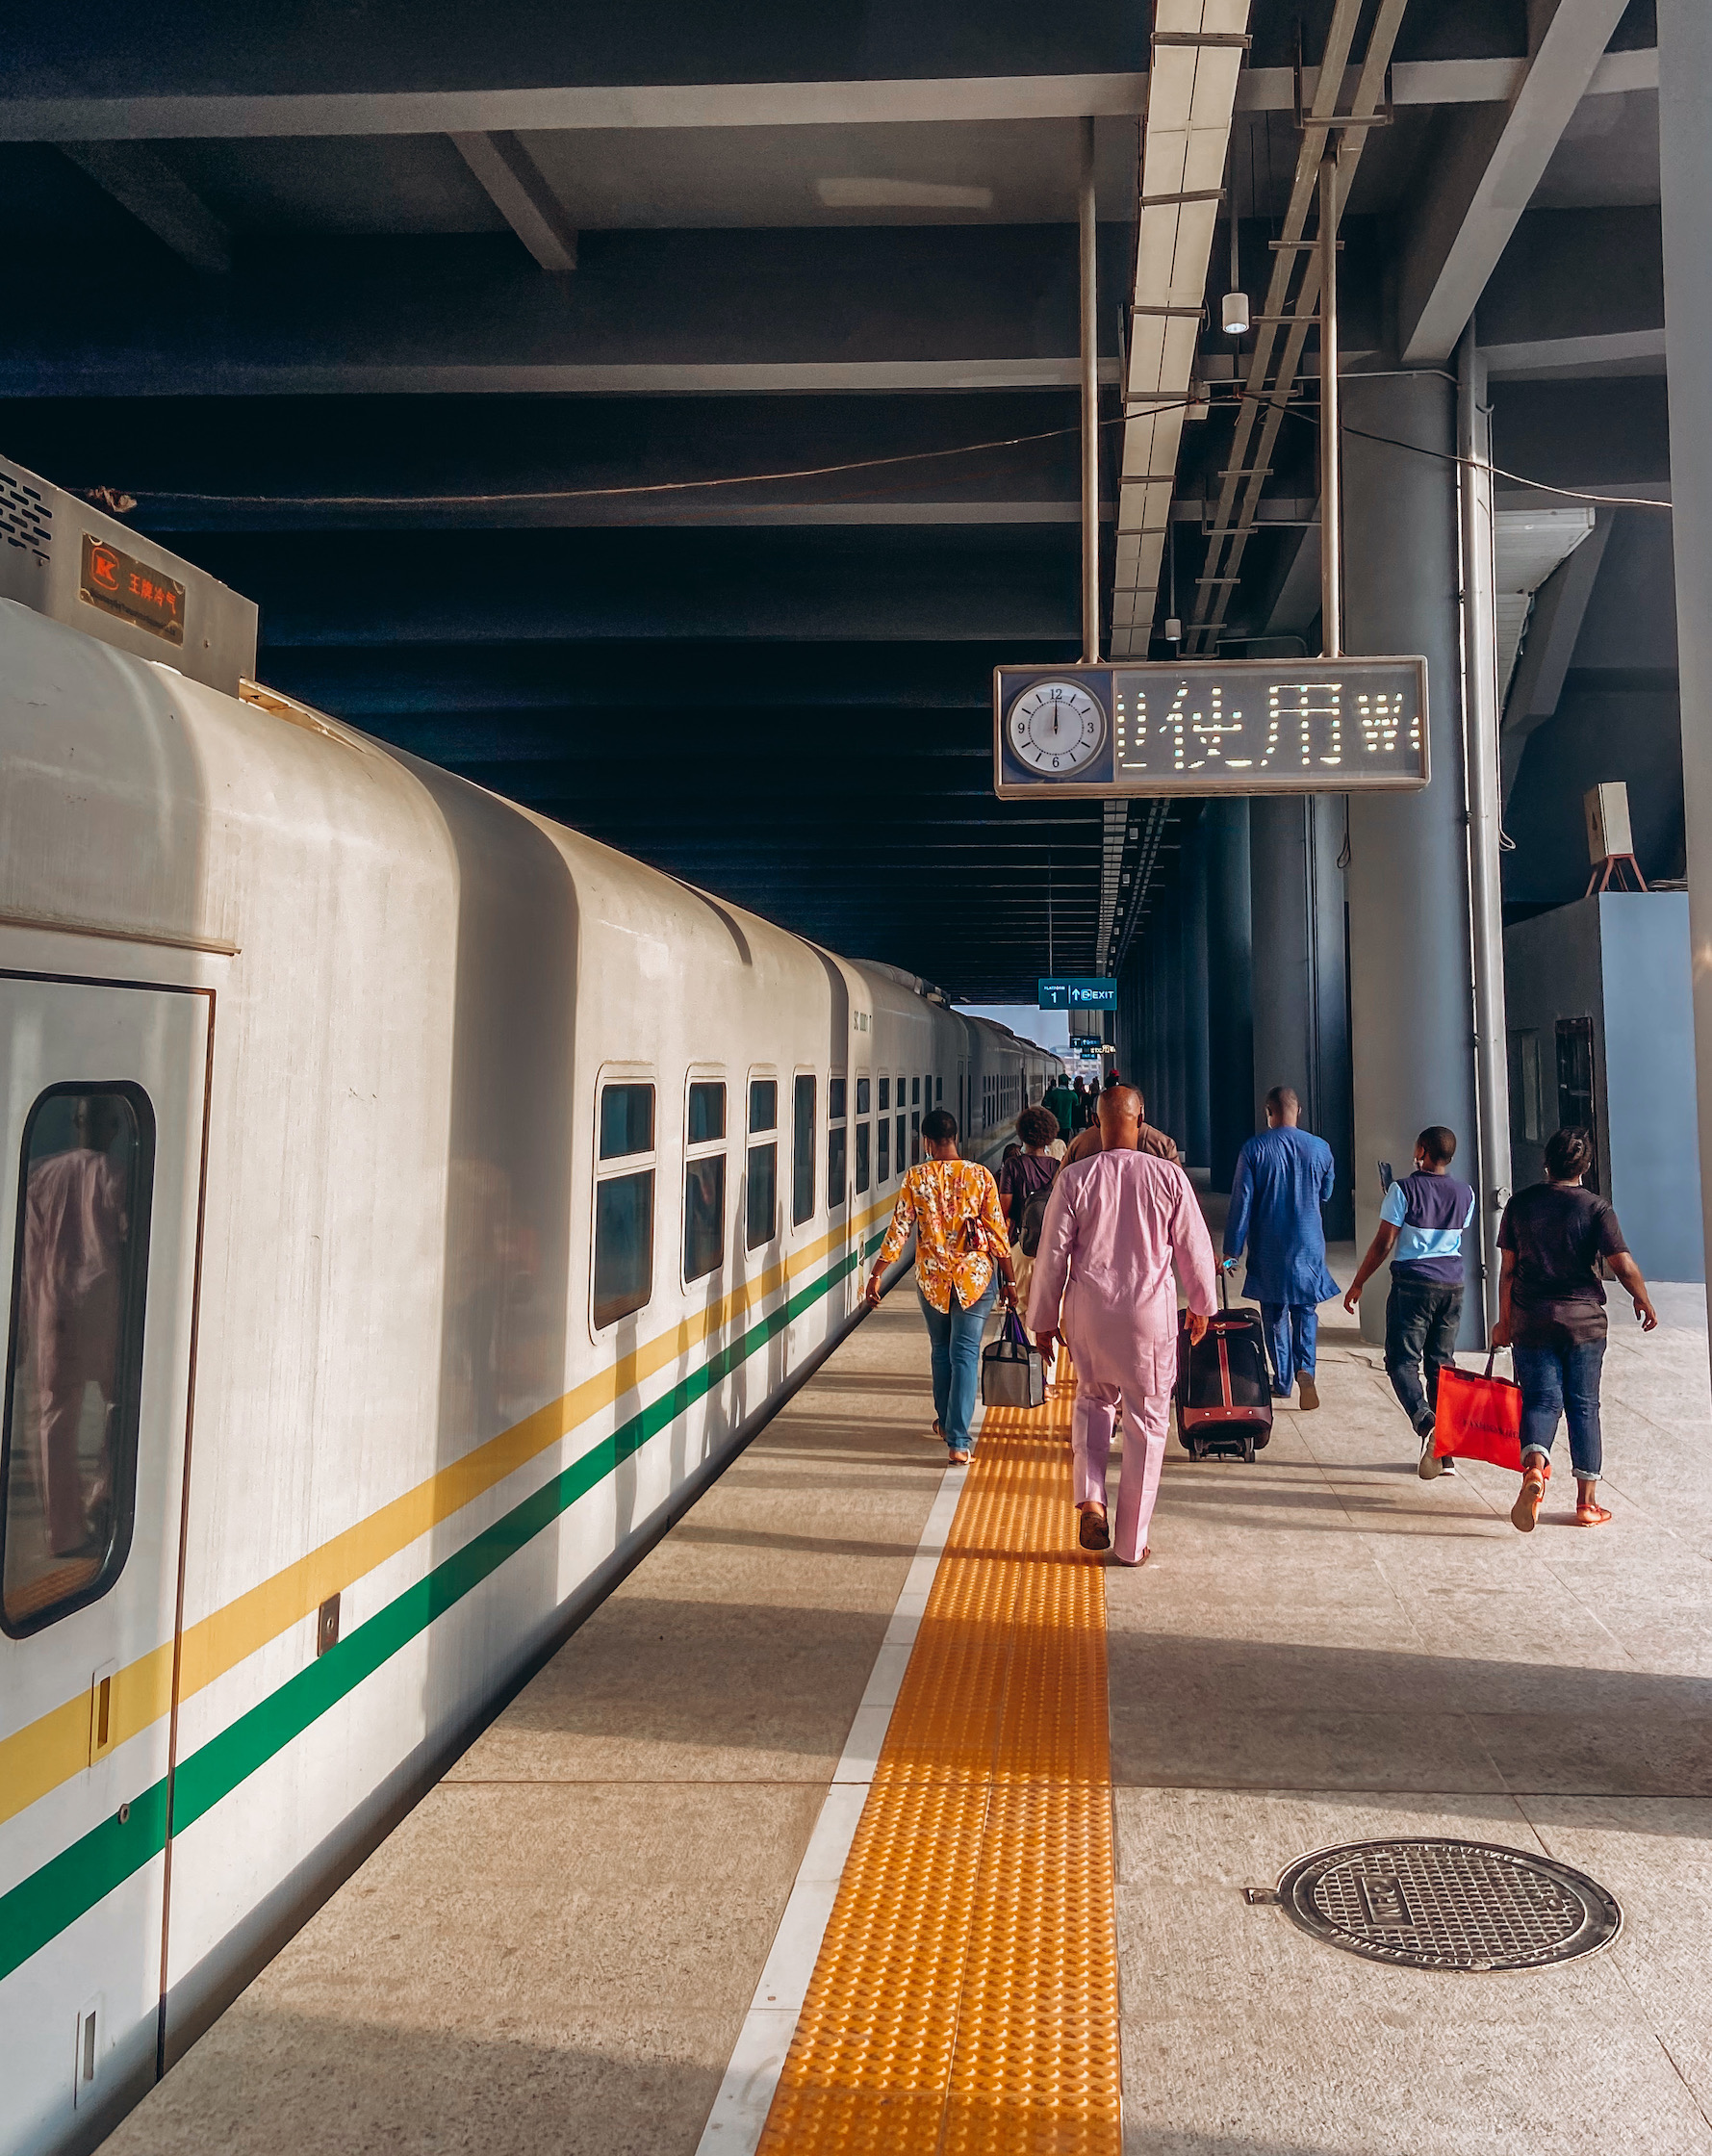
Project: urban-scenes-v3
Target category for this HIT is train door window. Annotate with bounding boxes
[2,1085,155,1636]
[912,1077,920,1105]
[1555,1017,1598,1190]
[910,1107,921,1167]
[896,1075,906,1180]
[594,1081,655,1329]
[878,1076,889,1114]
[683,1080,727,1285]
[747,1077,779,1250]
[828,1078,847,1213]
[792,1075,817,1225]
[855,1079,871,1195]
[936,1077,943,1103]
[877,1114,890,1185]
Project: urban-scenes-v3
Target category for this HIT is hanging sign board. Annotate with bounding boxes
[1038,977,1116,1011]
[994,656,1429,798]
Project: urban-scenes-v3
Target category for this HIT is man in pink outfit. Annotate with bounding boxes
[1027,1087,1218,1563]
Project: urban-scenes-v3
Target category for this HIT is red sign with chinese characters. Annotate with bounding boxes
[79,532,186,646]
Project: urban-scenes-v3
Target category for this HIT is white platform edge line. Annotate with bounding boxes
[693,1394,986,2154]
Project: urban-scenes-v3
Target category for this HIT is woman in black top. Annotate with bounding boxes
[996,1105,1060,1309]
[1493,1127,1657,1533]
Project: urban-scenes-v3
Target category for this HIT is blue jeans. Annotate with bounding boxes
[1513,1338,1606,1479]
[919,1277,1000,1452]
[1260,1302,1317,1395]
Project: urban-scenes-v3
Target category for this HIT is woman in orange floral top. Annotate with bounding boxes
[864,1106,1017,1464]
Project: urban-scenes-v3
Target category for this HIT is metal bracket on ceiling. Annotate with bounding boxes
[1138,188,1226,206]
[1293,26,1394,133]
[1129,303,1210,320]
[1152,29,1252,45]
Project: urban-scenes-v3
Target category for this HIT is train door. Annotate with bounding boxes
[0,974,210,2156]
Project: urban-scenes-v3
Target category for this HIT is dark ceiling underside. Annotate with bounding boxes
[0,0,1665,1002]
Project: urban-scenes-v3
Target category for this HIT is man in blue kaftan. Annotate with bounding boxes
[1221,1085,1340,1409]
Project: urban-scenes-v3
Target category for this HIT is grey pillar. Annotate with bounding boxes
[1249,799,1314,1119]
[1308,795,1356,1241]
[1343,372,1479,1346]
[1182,818,1212,1171]
[1205,799,1255,1190]
[1659,0,1712,1321]
[1163,886,1188,1147]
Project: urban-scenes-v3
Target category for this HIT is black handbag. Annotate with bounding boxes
[982,1309,1046,1410]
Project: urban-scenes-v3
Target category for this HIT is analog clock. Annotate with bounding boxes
[1007,680,1107,775]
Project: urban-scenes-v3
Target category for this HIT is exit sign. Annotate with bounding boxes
[1038,977,1116,1011]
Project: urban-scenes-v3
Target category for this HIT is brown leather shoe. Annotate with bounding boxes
[1298,1373,1320,1411]
[1078,1504,1111,1551]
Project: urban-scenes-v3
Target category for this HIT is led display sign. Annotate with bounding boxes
[79,533,186,646]
[1038,978,1117,1011]
[994,657,1429,798]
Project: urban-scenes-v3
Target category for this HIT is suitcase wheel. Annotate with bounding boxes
[1242,1436,1256,1464]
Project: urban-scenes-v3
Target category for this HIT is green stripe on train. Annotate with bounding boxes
[0,1232,886,1983]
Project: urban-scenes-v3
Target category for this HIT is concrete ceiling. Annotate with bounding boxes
[0,0,1668,1000]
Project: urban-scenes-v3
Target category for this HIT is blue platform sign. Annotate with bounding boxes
[1038,977,1117,1011]
[1070,1033,1105,1051]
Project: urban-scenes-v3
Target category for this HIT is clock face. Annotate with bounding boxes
[1007,680,1108,775]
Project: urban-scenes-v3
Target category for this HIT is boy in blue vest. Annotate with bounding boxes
[1342,1125,1476,1478]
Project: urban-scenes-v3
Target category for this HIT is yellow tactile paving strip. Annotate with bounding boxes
[756,1373,1122,2156]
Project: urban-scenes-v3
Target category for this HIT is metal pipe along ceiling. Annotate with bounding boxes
[1109,0,1252,660]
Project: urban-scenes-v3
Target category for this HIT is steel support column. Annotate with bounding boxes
[1182,816,1213,1172]
[1457,321,1513,1334]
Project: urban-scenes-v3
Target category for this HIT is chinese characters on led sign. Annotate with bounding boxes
[992,657,1429,798]
[1114,677,1416,777]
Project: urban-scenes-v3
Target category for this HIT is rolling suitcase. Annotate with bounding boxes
[1174,1272,1274,1462]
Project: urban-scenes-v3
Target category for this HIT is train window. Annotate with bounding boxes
[896,1110,906,1175]
[910,1111,921,1167]
[878,1116,891,1184]
[936,1077,943,1103]
[827,1077,846,1213]
[683,1158,726,1283]
[856,1077,870,1116]
[687,1082,726,1144]
[600,1084,654,1160]
[594,1081,655,1329]
[912,1077,921,1105]
[746,1142,777,1249]
[856,1122,871,1194]
[878,1076,890,1112]
[2,1085,155,1638]
[792,1076,816,1225]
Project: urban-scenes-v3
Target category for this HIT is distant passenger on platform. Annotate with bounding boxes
[1063,1087,1179,1168]
[998,1106,1060,1310]
[1042,1074,1080,1157]
[1222,1087,1339,1411]
[1342,1125,1475,1476]
[1493,1126,1656,1531]
[865,1108,1017,1468]
[1028,1085,1217,1565]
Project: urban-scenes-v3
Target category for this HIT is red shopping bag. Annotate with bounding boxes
[1432,1351,1524,1472]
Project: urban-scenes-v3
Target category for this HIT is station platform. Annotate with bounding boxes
[106,1264,1712,2156]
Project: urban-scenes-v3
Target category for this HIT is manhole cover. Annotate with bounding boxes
[1274,1839,1622,1972]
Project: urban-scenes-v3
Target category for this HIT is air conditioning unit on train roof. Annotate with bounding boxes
[0,452,257,696]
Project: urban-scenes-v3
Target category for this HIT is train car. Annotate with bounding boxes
[0,577,1060,2156]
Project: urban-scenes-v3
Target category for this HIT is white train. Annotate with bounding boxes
[0,556,1061,2156]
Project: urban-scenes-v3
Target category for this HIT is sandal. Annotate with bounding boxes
[1078,1504,1111,1552]
[1573,1501,1613,1528]
[949,1449,970,1467]
[1511,1463,1546,1534]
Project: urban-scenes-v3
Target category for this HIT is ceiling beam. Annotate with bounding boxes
[450,131,577,275]
[0,52,1654,141]
[57,141,231,272]
[1397,0,1635,367]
